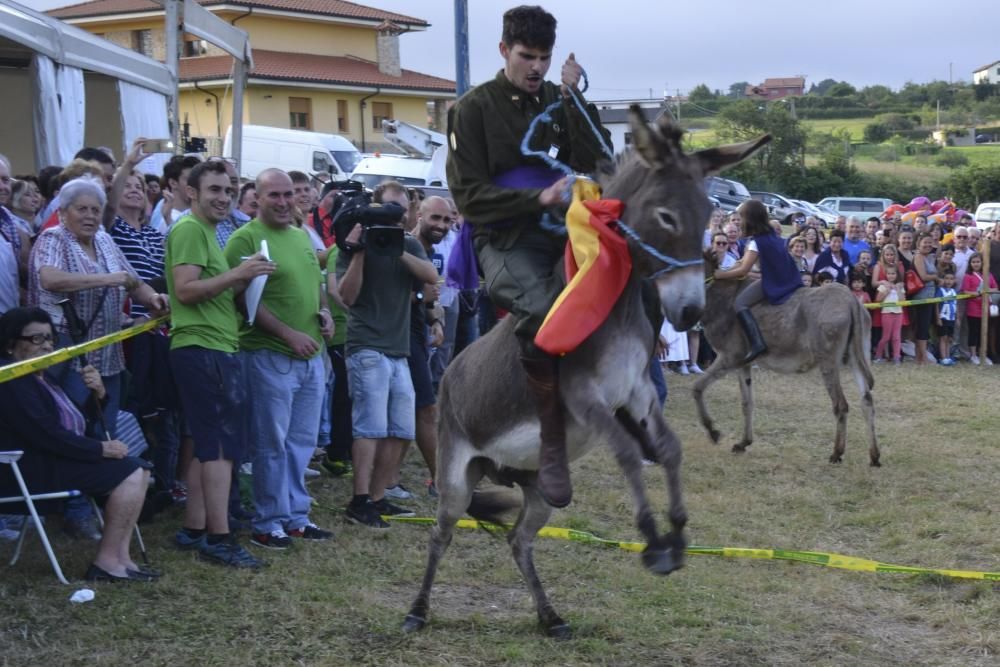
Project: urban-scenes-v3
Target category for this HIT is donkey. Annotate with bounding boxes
[692,257,881,466]
[402,108,770,638]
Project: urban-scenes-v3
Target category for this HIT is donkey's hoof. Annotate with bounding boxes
[545,621,572,640]
[642,546,683,576]
[870,458,882,467]
[401,614,427,634]
[828,454,843,464]
[708,429,721,444]
[731,442,748,453]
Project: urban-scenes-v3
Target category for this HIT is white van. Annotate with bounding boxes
[223,125,362,181]
[350,153,447,189]
[817,197,894,218]
[973,202,1000,230]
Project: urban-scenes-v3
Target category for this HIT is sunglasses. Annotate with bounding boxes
[17,333,54,345]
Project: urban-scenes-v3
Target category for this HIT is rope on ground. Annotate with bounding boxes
[0,316,169,384]
[385,516,1000,581]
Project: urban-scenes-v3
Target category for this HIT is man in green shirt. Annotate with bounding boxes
[223,169,335,550]
[445,6,611,508]
[166,160,274,569]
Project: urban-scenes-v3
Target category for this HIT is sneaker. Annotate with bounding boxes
[677,363,690,376]
[986,357,994,366]
[304,467,321,479]
[320,458,353,478]
[384,484,413,500]
[426,479,438,498]
[873,358,884,364]
[373,498,416,518]
[688,363,704,374]
[198,539,266,569]
[939,358,956,367]
[174,528,207,551]
[250,529,292,550]
[971,354,980,365]
[287,523,334,540]
[345,501,390,529]
[893,359,901,366]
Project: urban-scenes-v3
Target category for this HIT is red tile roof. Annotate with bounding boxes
[760,77,805,88]
[180,49,454,93]
[48,0,427,26]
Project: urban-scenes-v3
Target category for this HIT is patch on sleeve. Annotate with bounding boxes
[450,132,457,150]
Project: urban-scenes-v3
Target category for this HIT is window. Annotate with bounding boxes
[313,151,332,173]
[289,97,312,130]
[371,101,393,130]
[337,100,349,132]
[131,29,152,57]
[183,38,208,57]
[623,131,633,146]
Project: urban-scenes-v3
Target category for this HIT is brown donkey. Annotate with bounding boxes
[402,108,770,638]
[692,258,881,466]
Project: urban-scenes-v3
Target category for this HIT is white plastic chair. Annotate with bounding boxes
[0,451,82,585]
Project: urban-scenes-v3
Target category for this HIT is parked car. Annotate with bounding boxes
[817,196,894,219]
[350,154,446,188]
[974,202,1000,230]
[791,199,836,226]
[223,125,362,181]
[750,191,808,221]
[705,176,751,212]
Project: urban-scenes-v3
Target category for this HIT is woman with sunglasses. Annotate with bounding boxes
[0,307,157,582]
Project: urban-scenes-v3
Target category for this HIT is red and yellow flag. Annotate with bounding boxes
[535,180,632,355]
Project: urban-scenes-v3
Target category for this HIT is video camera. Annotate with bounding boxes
[332,183,406,258]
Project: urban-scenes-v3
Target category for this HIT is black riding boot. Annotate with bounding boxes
[519,341,572,508]
[736,309,768,364]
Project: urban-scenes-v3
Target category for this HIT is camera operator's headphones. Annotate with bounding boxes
[332,196,406,253]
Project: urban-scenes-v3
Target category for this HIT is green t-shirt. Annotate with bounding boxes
[335,234,427,358]
[165,214,240,352]
[223,219,323,357]
[326,246,348,347]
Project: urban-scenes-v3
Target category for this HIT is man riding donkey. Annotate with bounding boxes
[447,5,612,508]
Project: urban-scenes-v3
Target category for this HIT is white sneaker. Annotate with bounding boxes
[384,484,414,500]
[678,363,690,376]
[986,358,994,366]
[688,363,704,374]
[971,355,981,365]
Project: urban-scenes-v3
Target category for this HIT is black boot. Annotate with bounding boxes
[520,342,572,508]
[736,309,768,364]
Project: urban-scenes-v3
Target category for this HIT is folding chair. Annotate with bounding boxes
[0,451,81,585]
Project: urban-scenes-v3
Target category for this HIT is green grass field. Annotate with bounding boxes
[802,117,871,141]
[3,363,1000,665]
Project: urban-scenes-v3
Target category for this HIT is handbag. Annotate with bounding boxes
[904,269,924,296]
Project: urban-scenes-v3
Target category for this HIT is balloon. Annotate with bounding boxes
[927,213,948,224]
[930,199,950,213]
[954,209,971,221]
[900,210,919,223]
[882,204,906,219]
[906,196,930,212]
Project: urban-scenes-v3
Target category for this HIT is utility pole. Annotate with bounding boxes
[453,0,470,97]
[676,88,681,124]
[936,99,941,130]
[164,0,182,152]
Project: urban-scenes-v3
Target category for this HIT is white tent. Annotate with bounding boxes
[0,0,173,172]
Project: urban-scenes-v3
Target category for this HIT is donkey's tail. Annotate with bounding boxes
[847,298,875,390]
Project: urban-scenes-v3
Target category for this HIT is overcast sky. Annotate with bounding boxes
[25,0,997,98]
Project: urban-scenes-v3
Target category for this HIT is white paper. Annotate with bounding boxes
[70,588,95,604]
[245,239,269,325]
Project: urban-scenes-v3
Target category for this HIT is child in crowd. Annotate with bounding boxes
[936,244,956,279]
[815,269,835,286]
[960,253,996,365]
[874,264,905,364]
[850,271,871,307]
[800,270,813,287]
[935,271,958,367]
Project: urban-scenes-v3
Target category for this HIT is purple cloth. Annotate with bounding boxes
[492,165,564,190]
[446,222,479,290]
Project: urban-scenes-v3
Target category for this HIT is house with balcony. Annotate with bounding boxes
[47,0,456,154]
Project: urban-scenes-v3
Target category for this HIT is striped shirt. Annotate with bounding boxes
[110,216,165,318]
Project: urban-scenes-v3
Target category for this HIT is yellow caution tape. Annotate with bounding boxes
[864,292,974,310]
[386,516,1000,581]
[0,316,169,384]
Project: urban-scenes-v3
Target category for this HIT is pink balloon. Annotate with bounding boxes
[930,199,949,213]
[906,196,930,212]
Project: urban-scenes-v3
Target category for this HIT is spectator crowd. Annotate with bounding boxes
[0,142,484,576]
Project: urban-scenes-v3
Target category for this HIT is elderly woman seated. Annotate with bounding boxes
[0,307,158,582]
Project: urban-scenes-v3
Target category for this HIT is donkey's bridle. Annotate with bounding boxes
[615,219,704,279]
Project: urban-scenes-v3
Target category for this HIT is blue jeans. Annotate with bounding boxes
[247,350,325,534]
[346,349,416,440]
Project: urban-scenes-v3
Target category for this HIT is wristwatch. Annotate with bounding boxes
[414,291,425,303]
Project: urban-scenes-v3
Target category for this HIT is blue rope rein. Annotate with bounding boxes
[518,70,700,277]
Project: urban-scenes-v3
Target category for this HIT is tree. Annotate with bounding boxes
[688,83,715,103]
[948,164,1000,207]
[863,123,891,144]
[826,82,857,97]
[809,78,838,96]
[728,81,750,99]
[716,99,807,190]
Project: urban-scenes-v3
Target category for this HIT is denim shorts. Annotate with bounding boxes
[346,348,415,440]
[169,346,246,462]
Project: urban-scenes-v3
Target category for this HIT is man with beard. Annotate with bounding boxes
[445,5,611,508]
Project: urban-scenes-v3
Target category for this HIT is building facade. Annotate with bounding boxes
[973,61,1000,85]
[48,0,456,154]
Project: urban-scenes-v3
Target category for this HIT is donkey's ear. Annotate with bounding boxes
[694,134,771,177]
[628,104,662,169]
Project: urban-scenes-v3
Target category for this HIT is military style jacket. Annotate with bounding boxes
[446,70,612,248]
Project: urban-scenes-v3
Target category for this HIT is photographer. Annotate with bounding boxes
[336,181,438,528]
